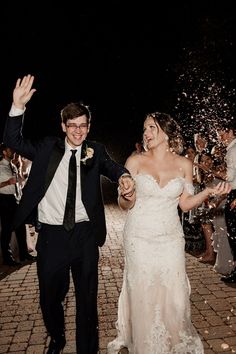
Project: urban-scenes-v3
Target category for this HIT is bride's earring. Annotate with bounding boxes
[143,138,148,151]
[143,142,148,151]
[165,135,169,151]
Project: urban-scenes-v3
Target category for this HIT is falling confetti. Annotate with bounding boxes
[173,47,236,147]
[221,343,229,350]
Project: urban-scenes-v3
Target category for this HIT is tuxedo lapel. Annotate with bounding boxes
[44,140,65,192]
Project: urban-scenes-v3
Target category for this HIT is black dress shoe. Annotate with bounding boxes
[221,269,236,283]
[20,254,37,262]
[46,335,66,354]
[3,259,21,266]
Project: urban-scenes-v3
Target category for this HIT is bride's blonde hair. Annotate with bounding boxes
[146,112,184,154]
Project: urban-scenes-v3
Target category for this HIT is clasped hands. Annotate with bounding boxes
[118,174,135,200]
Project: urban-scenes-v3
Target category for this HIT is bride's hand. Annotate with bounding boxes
[207,181,231,196]
[118,175,136,205]
[121,189,135,200]
[118,185,135,201]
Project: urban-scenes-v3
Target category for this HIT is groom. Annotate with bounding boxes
[3,74,134,354]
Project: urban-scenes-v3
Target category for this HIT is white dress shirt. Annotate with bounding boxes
[38,141,89,224]
[226,138,236,190]
[0,158,16,195]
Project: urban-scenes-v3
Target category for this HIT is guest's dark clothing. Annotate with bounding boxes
[224,138,236,261]
[0,157,28,264]
[225,189,236,260]
[0,194,28,263]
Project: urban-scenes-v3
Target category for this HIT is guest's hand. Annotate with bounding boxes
[230,198,236,210]
[8,177,17,185]
[13,74,36,110]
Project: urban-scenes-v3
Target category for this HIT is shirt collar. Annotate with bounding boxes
[64,138,82,154]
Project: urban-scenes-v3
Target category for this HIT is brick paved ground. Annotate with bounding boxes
[0,203,236,353]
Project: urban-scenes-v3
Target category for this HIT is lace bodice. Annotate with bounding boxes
[134,174,194,199]
[125,175,193,241]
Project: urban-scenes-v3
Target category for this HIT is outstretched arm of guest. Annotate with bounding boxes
[0,177,16,188]
[230,198,236,210]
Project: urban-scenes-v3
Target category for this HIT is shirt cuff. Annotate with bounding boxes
[9,104,25,117]
[119,173,133,180]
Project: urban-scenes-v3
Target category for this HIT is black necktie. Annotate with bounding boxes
[63,149,77,231]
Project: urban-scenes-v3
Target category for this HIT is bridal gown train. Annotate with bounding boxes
[108,174,204,354]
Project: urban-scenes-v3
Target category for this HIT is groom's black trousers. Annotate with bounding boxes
[36,221,99,354]
[225,189,236,261]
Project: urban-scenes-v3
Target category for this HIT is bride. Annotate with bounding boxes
[107,112,231,354]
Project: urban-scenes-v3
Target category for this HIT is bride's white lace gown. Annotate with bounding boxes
[108,174,204,354]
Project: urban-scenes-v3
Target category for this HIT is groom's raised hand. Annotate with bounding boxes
[13,74,37,110]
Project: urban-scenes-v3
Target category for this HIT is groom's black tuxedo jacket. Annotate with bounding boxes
[4,114,128,246]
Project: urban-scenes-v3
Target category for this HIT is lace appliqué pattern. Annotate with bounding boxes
[184,182,195,195]
[146,305,203,354]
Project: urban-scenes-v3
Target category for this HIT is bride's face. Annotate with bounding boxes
[143,117,166,150]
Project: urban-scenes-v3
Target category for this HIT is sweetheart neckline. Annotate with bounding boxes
[135,174,185,189]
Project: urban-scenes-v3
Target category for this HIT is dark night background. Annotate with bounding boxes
[0,1,236,165]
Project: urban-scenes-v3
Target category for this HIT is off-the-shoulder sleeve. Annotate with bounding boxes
[184,181,194,195]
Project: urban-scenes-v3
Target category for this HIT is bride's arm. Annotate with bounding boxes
[179,158,231,212]
[118,155,137,210]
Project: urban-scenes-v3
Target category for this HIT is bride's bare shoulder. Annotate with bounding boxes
[174,154,192,170]
[125,152,146,174]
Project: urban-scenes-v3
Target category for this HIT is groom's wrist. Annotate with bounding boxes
[119,173,133,181]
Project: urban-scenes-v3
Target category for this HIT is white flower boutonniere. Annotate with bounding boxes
[81,145,94,165]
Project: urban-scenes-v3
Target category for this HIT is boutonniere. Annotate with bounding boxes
[81,144,94,166]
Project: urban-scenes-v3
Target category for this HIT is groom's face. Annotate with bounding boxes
[61,115,90,148]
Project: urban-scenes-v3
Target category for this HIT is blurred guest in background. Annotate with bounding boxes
[216,120,236,283]
[0,143,36,265]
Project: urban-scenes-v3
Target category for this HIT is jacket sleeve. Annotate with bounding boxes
[99,144,130,182]
[3,115,39,161]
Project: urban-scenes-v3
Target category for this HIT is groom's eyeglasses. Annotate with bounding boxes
[66,123,88,130]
